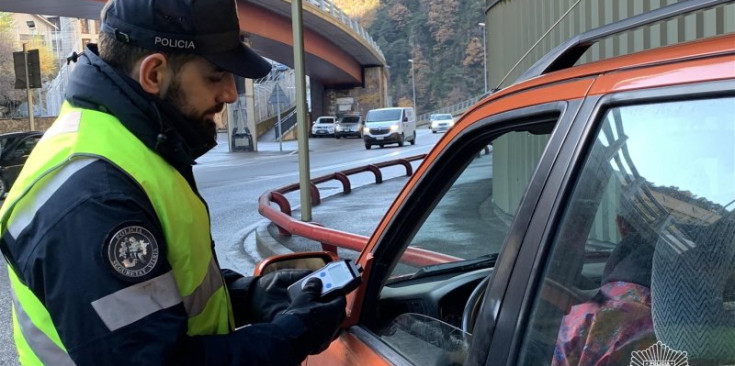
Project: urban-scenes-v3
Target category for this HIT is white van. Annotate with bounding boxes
[362,107,416,149]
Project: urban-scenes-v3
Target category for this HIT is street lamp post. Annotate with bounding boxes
[408,59,416,114]
[478,22,487,93]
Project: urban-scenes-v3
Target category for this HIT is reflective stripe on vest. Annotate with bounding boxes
[1,103,234,364]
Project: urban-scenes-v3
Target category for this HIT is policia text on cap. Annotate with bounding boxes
[0,0,346,365]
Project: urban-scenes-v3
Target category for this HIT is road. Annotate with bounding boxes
[0,128,443,364]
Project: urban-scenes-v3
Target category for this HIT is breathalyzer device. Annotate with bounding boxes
[288,260,362,300]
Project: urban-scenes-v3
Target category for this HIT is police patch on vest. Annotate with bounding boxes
[105,225,160,281]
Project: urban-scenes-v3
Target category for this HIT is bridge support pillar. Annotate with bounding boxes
[226,77,258,152]
[321,66,389,120]
[244,77,258,151]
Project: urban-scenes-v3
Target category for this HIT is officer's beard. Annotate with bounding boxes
[163,77,222,141]
[155,77,219,160]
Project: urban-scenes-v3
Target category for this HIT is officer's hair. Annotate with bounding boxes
[98,32,196,77]
[98,0,195,76]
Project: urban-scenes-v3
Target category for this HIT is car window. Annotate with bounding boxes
[0,136,9,158]
[372,115,557,365]
[367,109,401,123]
[517,96,735,365]
[18,136,41,156]
[389,128,551,279]
[341,116,360,123]
[434,114,452,120]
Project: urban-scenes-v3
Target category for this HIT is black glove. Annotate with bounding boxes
[241,269,312,323]
[277,277,347,356]
[225,269,311,325]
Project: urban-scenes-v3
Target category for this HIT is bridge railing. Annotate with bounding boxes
[304,0,386,63]
[253,70,296,122]
[416,91,493,126]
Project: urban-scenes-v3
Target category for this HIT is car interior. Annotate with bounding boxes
[358,114,558,365]
[517,96,735,365]
[355,96,734,365]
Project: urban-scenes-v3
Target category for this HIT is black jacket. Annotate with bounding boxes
[6,45,307,365]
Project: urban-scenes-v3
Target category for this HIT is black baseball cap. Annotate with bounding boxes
[100,0,272,79]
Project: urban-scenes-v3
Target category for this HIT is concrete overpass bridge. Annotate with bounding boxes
[1,0,389,143]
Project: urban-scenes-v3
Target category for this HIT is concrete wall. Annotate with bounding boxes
[310,82,326,119]
[321,66,388,120]
[483,0,735,241]
[0,117,55,133]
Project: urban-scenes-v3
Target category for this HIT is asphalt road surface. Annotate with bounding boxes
[0,128,443,364]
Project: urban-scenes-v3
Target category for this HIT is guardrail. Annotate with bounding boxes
[274,109,298,140]
[304,0,386,63]
[258,154,462,267]
[417,91,493,125]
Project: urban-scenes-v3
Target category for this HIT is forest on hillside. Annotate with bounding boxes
[332,0,486,114]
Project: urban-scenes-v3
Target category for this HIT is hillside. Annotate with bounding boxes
[333,0,486,114]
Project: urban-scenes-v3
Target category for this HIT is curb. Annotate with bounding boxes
[246,174,416,265]
[240,220,293,267]
[254,222,294,258]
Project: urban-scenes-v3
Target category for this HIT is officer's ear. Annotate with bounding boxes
[136,53,172,97]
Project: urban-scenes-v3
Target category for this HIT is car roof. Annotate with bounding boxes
[460,33,735,123]
[370,107,409,111]
[0,131,42,137]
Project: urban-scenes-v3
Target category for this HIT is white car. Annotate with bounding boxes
[310,116,336,137]
[430,113,455,133]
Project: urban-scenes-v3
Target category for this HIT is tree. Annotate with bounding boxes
[0,13,22,117]
[0,13,58,117]
[26,36,59,81]
[366,0,486,112]
[331,0,380,28]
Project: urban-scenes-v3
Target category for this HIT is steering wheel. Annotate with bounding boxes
[461,275,490,334]
[461,276,595,335]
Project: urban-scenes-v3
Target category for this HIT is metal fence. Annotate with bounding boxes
[417,91,491,125]
[252,68,296,122]
[45,63,74,116]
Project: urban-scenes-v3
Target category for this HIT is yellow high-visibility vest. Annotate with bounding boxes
[1,102,234,365]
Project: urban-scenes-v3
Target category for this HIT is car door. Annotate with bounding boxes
[308,76,594,365]
[404,108,415,138]
[478,79,735,365]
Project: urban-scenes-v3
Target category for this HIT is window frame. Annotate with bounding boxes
[495,80,735,366]
[344,101,579,365]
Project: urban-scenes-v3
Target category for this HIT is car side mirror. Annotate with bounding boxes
[403,116,408,122]
[253,251,338,276]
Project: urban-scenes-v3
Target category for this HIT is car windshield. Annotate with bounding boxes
[340,116,360,124]
[432,114,452,120]
[366,109,401,123]
[389,121,556,280]
[0,135,18,159]
[318,118,334,124]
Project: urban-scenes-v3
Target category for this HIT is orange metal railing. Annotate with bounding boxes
[257,154,461,267]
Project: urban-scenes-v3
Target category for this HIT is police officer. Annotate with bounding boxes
[0,0,346,365]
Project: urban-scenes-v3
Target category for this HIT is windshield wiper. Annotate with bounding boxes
[409,253,498,280]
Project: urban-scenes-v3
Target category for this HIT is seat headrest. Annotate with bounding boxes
[651,214,735,360]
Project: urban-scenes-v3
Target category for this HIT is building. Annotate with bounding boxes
[483,0,735,90]
[9,13,57,50]
[44,16,100,66]
[5,13,100,117]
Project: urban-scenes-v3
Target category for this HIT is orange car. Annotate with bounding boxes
[259,1,735,365]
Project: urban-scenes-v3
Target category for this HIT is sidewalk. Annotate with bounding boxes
[241,174,411,264]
